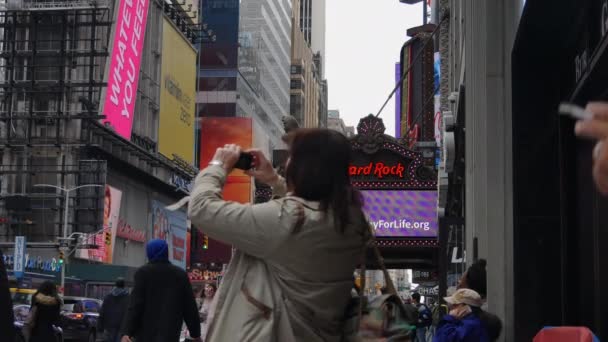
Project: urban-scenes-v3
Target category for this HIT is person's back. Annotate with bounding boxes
[98,278,129,342]
[187,129,370,341]
[123,239,200,342]
[265,203,366,338]
[29,282,61,342]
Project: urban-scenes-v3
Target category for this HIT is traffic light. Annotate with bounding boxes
[58,250,65,264]
[202,234,208,250]
[104,231,111,245]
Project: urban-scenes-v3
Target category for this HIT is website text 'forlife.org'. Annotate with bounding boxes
[370,219,432,231]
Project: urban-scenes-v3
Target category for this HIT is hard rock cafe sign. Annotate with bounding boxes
[349,162,406,179]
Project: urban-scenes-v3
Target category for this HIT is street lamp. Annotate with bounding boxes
[34,184,104,292]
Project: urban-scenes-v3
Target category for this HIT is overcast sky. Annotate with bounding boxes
[326,0,424,137]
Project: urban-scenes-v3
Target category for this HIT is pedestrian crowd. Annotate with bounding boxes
[0,117,606,341]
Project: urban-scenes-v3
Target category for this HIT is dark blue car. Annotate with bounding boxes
[60,296,102,342]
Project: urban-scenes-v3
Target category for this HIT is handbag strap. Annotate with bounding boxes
[356,222,407,321]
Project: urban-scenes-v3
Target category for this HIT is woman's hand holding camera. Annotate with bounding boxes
[211,144,242,173]
[245,149,280,186]
[211,146,280,186]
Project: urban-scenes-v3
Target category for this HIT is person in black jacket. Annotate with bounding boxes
[29,281,62,342]
[122,239,201,342]
[98,278,130,342]
[0,249,16,342]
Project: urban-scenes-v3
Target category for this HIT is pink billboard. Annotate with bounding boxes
[102,0,150,140]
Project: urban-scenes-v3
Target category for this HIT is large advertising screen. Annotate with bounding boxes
[194,118,252,263]
[159,19,197,164]
[361,190,438,238]
[76,185,122,263]
[101,0,150,140]
[152,200,188,270]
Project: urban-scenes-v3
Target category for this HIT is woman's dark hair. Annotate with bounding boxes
[285,128,362,232]
[466,259,487,298]
[36,280,58,297]
[471,306,503,341]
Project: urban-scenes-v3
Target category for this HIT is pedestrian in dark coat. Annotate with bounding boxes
[121,239,201,342]
[0,249,15,341]
[98,278,130,342]
[28,281,62,342]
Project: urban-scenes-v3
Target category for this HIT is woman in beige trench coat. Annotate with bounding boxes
[187,128,369,342]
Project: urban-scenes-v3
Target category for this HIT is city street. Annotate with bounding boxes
[0,0,606,342]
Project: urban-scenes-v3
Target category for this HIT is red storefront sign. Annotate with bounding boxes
[188,268,222,282]
[116,219,146,242]
[348,162,406,179]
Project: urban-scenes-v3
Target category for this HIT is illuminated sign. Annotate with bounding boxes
[102,0,149,139]
[361,190,438,238]
[349,162,406,179]
[188,268,222,282]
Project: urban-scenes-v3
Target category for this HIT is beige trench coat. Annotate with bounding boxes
[187,165,368,342]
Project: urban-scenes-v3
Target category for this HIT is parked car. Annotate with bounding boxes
[60,296,102,342]
[13,304,63,342]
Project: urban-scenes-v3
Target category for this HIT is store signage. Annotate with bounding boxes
[417,285,439,297]
[101,0,149,139]
[3,254,62,273]
[188,268,222,281]
[349,162,405,179]
[413,270,438,283]
[116,219,146,242]
[172,233,186,263]
[171,173,193,193]
[13,236,26,278]
[451,247,466,264]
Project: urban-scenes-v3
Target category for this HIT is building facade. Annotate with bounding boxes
[290,0,323,128]
[0,0,199,296]
[237,0,291,148]
[327,110,353,137]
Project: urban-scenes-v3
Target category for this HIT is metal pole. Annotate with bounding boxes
[423,1,428,24]
[61,190,70,292]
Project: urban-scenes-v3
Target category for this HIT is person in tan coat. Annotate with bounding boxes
[187,128,369,341]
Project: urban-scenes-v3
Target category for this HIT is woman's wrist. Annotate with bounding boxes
[267,173,281,187]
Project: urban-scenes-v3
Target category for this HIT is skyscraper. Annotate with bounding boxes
[238,0,292,148]
[299,0,326,78]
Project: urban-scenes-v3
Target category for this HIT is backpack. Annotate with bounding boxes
[432,304,448,327]
[417,303,433,327]
[343,294,415,341]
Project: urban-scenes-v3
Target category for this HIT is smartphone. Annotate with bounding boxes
[558,102,594,120]
[234,152,253,170]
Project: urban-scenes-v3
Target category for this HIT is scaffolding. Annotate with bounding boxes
[0,4,111,241]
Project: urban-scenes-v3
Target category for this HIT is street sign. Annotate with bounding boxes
[13,236,26,278]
